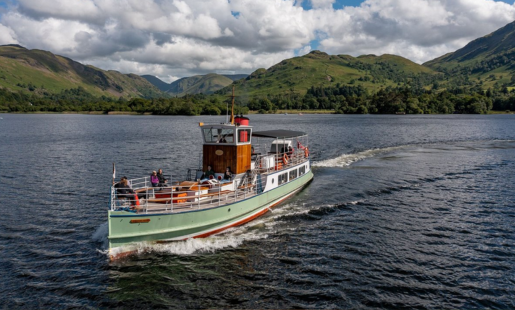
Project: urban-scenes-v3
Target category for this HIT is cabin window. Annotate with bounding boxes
[278,172,288,185]
[299,166,305,176]
[270,140,293,154]
[203,128,234,143]
[289,169,297,180]
[237,129,251,143]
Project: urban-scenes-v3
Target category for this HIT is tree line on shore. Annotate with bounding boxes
[244,83,514,114]
[1,83,514,115]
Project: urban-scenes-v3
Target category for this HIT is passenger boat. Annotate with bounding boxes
[107,111,313,260]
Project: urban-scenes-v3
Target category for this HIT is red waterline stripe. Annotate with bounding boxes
[192,192,295,239]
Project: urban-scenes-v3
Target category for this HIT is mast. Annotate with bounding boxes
[230,85,235,125]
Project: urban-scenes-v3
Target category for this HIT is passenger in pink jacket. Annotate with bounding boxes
[150,170,159,187]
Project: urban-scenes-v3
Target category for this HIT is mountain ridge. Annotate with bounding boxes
[0,44,166,98]
[216,50,438,98]
[423,20,515,89]
[142,73,248,96]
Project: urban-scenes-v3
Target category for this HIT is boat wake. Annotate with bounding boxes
[312,145,408,167]
[92,221,109,250]
[153,231,268,255]
[104,230,269,259]
[93,221,270,259]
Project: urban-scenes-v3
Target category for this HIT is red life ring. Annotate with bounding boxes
[282,154,289,165]
[304,147,309,158]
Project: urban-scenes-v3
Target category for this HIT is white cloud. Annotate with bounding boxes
[0,23,18,45]
[316,0,515,63]
[17,0,105,24]
[0,0,514,79]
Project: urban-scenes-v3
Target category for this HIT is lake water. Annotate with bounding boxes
[1,114,514,309]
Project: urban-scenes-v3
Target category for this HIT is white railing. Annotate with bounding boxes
[110,176,259,213]
[252,149,309,174]
[109,144,309,213]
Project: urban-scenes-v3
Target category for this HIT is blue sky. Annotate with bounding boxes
[1,0,515,81]
[311,0,515,10]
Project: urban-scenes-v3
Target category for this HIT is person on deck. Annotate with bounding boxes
[288,145,294,157]
[157,169,168,186]
[223,167,233,181]
[202,165,215,180]
[150,171,159,187]
[114,176,142,208]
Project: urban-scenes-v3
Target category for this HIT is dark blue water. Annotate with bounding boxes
[1,114,514,309]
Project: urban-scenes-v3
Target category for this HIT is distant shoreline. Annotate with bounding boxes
[1,110,513,115]
[1,111,153,115]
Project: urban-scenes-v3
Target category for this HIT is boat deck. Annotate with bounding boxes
[113,183,258,215]
[110,152,310,215]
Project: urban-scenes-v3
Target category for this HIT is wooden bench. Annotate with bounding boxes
[238,184,255,190]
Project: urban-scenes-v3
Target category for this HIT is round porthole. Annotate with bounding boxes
[272,179,275,184]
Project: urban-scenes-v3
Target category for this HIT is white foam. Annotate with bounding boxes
[110,231,268,258]
[92,221,109,249]
[155,233,267,255]
[313,145,408,167]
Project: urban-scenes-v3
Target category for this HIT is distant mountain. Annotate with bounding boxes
[141,75,171,92]
[424,20,515,88]
[223,74,248,81]
[217,50,437,97]
[0,45,166,98]
[143,73,246,97]
[168,73,235,96]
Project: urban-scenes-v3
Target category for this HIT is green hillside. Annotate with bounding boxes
[218,50,438,98]
[0,45,166,98]
[424,21,515,89]
[167,73,234,96]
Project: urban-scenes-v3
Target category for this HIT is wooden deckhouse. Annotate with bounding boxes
[200,116,252,175]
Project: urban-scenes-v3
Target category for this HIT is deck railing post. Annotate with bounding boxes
[198,184,201,209]
[110,186,114,211]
